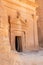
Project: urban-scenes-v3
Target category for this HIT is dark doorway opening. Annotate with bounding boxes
[15,36,22,52]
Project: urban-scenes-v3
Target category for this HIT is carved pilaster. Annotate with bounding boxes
[32,14,39,49]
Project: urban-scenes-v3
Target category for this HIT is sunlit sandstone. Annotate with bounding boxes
[0,0,43,65]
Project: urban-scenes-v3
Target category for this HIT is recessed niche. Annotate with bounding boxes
[15,36,22,52]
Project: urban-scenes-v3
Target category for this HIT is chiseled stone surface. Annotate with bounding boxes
[0,51,24,65]
[0,53,10,65]
[10,51,24,65]
[0,0,43,65]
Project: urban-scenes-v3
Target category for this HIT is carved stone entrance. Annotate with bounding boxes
[15,36,22,52]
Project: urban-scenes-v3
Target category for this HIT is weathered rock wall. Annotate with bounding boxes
[0,1,10,53]
[36,0,43,47]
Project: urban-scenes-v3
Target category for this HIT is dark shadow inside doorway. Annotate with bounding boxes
[15,36,22,52]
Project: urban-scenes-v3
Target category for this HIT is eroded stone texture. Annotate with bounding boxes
[36,0,43,47]
[0,0,40,65]
[0,1,10,53]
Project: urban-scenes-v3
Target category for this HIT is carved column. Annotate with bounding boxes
[33,14,39,49]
